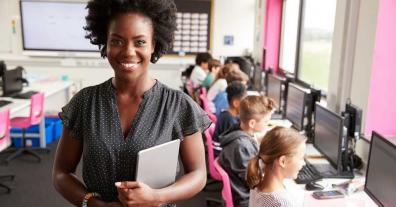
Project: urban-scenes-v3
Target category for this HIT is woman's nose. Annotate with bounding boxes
[123,42,136,57]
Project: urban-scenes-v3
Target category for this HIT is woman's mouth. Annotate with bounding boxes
[119,61,141,71]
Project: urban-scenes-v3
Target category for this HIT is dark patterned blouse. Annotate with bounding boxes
[59,78,211,206]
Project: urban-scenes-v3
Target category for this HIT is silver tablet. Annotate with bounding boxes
[135,139,181,189]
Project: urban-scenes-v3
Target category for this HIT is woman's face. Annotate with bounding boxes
[284,142,306,179]
[106,12,155,80]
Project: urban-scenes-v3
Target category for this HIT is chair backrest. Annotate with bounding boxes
[214,158,234,207]
[29,92,45,125]
[0,109,11,146]
[199,88,217,123]
[187,79,195,97]
[204,125,221,181]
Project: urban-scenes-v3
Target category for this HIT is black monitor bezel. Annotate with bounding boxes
[313,102,345,170]
[285,82,307,131]
[2,68,23,97]
[266,73,283,112]
[364,131,396,207]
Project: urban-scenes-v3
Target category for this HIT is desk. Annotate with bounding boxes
[296,144,378,207]
[0,79,73,150]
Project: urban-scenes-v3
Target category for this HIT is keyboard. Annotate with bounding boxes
[0,100,12,107]
[295,161,322,184]
[11,90,38,99]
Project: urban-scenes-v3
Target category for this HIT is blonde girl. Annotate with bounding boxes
[246,127,306,207]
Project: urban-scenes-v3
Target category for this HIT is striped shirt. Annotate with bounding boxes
[249,187,302,207]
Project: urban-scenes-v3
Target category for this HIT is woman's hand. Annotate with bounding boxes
[115,181,162,207]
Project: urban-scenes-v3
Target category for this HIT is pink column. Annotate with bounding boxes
[365,0,396,136]
[263,0,282,72]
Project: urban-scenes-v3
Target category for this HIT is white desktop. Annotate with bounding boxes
[0,77,73,150]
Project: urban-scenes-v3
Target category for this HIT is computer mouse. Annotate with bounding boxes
[305,181,324,191]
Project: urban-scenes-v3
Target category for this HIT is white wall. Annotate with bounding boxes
[327,0,379,170]
[212,0,256,58]
[252,0,266,64]
[0,0,256,89]
[350,0,378,136]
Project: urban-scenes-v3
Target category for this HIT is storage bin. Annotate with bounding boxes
[11,122,54,148]
[45,117,63,141]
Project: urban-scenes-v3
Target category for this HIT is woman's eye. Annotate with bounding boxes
[136,40,146,46]
[110,39,123,46]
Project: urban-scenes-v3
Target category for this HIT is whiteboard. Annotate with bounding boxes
[20,1,98,52]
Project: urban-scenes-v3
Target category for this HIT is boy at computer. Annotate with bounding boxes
[218,95,276,207]
[213,81,247,143]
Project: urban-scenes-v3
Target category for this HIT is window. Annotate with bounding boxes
[279,0,301,74]
[297,0,337,91]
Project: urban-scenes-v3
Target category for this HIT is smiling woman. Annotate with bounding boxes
[52,0,211,207]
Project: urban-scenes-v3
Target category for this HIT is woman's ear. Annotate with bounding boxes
[151,42,155,53]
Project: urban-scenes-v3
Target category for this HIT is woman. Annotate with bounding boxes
[52,0,211,206]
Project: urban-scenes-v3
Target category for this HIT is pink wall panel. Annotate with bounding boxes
[263,0,282,72]
[365,0,396,136]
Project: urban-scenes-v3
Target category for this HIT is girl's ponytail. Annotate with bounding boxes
[246,156,262,189]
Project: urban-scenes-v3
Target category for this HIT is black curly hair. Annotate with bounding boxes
[84,0,177,63]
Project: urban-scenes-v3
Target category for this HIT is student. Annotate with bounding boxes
[207,63,239,104]
[212,69,250,115]
[218,95,276,207]
[189,52,213,87]
[201,59,221,89]
[52,0,211,206]
[213,81,247,143]
[247,127,306,207]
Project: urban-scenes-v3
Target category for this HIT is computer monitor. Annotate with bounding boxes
[344,103,363,138]
[0,61,5,77]
[313,103,345,171]
[285,83,309,131]
[365,131,396,207]
[2,68,23,97]
[252,64,264,91]
[267,73,283,113]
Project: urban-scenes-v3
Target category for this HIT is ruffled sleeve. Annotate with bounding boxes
[173,92,212,140]
[58,89,87,140]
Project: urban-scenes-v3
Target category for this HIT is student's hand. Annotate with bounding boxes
[115,181,162,207]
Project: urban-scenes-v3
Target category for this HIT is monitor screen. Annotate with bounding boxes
[365,131,396,207]
[2,68,23,97]
[267,74,283,112]
[313,103,343,168]
[20,1,98,52]
[285,83,306,131]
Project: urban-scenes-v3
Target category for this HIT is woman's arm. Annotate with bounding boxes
[157,131,207,202]
[52,127,122,207]
[116,131,207,206]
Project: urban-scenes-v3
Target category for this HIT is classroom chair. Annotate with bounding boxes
[204,125,221,181]
[4,92,50,164]
[204,124,223,205]
[199,88,217,123]
[0,109,15,193]
[214,158,234,207]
